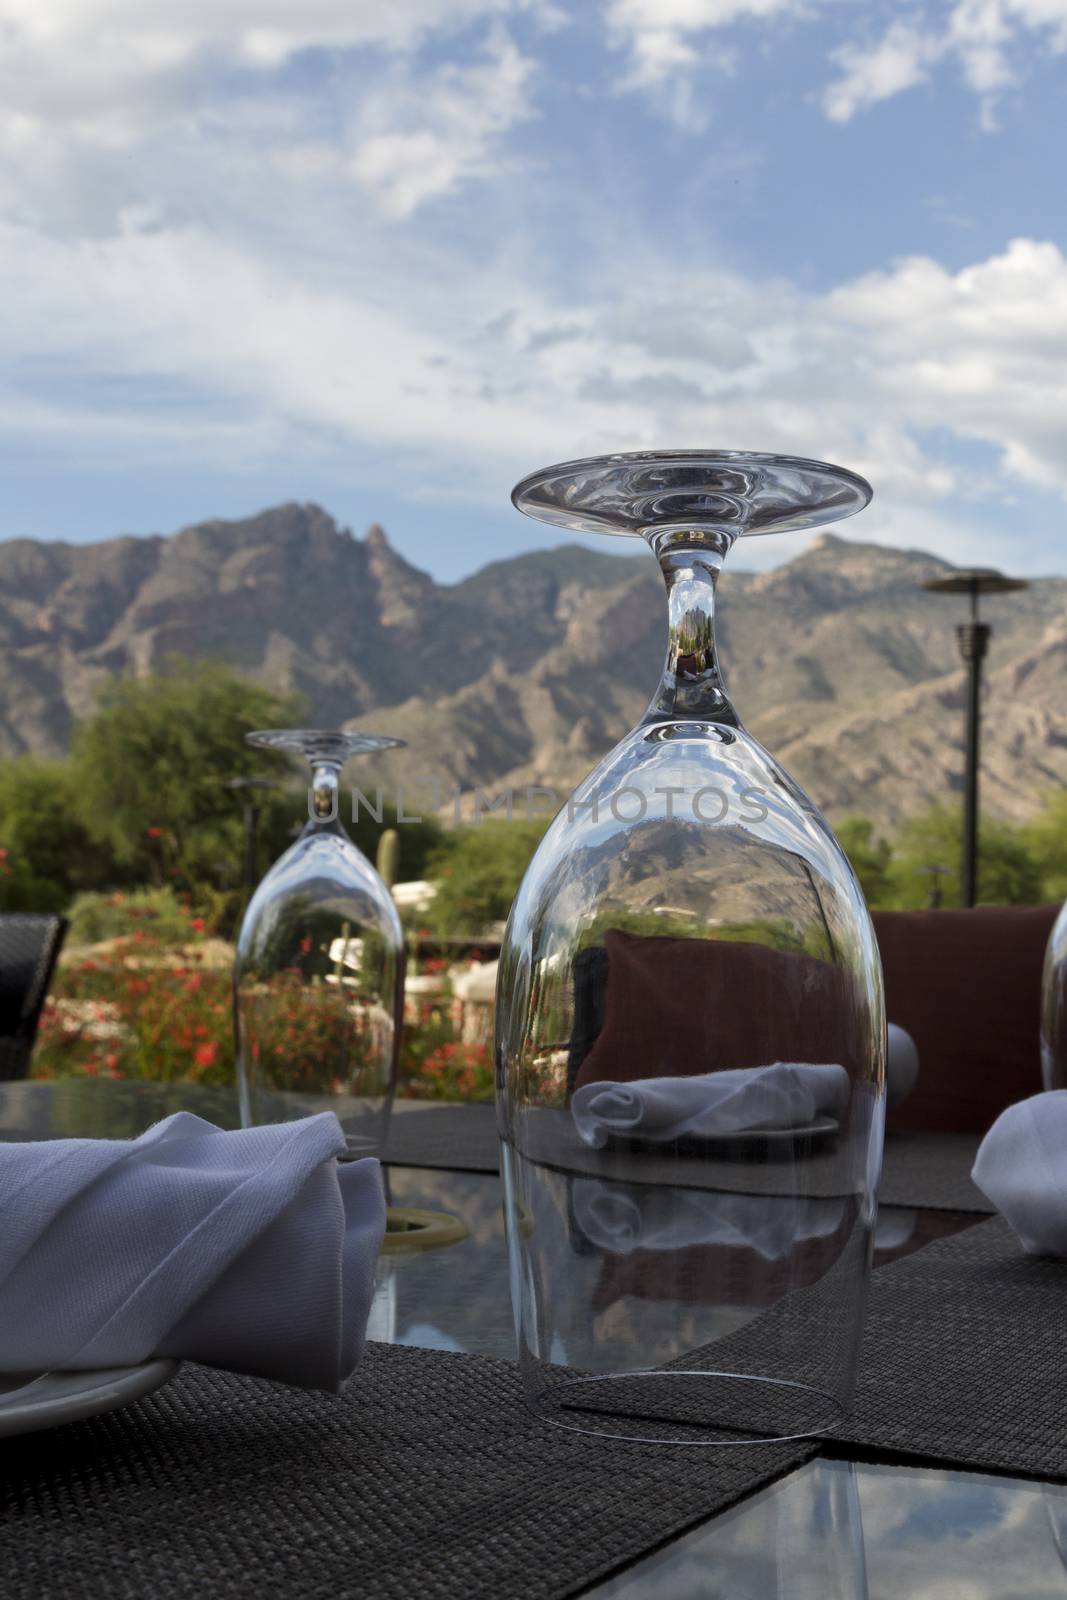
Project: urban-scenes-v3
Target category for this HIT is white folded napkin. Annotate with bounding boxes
[973,1092,1067,1256]
[887,1022,920,1108]
[571,1177,845,1259]
[571,1062,851,1149]
[0,1111,385,1391]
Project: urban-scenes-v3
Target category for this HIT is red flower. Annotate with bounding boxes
[146,826,163,839]
[190,917,206,934]
[194,1042,217,1069]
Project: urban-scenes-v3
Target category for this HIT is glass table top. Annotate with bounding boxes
[2,1082,1057,1598]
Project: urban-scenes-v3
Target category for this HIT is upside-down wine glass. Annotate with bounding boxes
[496,451,886,1444]
[234,729,405,1158]
[1041,900,1067,1090]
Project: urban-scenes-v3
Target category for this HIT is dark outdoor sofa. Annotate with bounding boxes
[875,903,1059,1135]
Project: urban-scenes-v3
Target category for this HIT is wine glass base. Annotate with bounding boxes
[511,451,872,539]
[525,1370,847,1447]
[381,1207,468,1253]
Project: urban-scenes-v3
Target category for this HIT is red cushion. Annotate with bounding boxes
[574,928,868,1091]
[874,905,1060,1136]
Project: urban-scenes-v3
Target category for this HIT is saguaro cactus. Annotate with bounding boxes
[376,827,400,889]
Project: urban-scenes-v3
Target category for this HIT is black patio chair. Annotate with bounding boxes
[0,914,68,1080]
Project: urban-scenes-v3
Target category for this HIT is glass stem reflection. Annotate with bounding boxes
[309,761,342,829]
[644,526,739,727]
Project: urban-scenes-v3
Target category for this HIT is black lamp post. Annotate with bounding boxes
[223,776,279,891]
[921,568,1029,908]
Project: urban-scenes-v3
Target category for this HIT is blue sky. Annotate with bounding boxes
[1,0,1066,581]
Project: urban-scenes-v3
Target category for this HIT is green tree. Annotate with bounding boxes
[424,819,550,937]
[1024,788,1067,902]
[0,756,117,912]
[883,803,1042,909]
[71,659,304,890]
[835,815,893,908]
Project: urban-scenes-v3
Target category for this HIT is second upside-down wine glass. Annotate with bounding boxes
[1042,900,1067,1090]
[234,729,405,1157]
[496,451,886,1444]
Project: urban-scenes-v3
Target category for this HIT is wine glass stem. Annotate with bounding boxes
[644,529,739,726]
[309,760,343,826]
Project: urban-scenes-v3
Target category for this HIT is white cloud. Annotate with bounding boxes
[823,22,944,123]
[0,0,527,100]
[603,0,804,126]
[607,0,1067,132]
[821,0,1067,126]
[0,0,548,223]
[2,200,1066,572]
[347,28,536,218]
[830,238,1067,494]
[1,1,1066,577]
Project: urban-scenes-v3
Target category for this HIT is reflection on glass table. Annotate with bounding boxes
[586,1458,1067,1600]
[369,1166,515,1359]
[375,1165,976,1364]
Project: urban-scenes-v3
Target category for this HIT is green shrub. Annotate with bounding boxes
[0,756,118,913]
[882,803,1043,909]
[66,885,201,947]
[1024,788,1067,902]
[423,819,549,937]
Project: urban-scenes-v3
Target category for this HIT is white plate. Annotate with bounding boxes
[0,1360,179,1437]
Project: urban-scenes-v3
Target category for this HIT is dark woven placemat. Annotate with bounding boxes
[0,1344,814,1600]
[839,1214,1067,1480]
[2,1217,1065,1597]
[878,1133,990,1213]
[384,1104,991,1214]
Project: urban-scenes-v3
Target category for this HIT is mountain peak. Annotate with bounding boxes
[0,505,1062,828]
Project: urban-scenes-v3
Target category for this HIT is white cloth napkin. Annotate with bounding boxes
[572,1062,851,1150]
[887,1022,920,1108]
[0,1111,385,1391]
[972,1092,1067,1256]
[571,1177,845,1259]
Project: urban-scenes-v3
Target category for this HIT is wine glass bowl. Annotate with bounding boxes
[234,728,406,1158]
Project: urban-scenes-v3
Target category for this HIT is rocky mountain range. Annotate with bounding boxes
[0,502,1063,829]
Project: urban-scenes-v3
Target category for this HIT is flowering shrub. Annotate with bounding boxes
[33,899,495,1101]
[237,969,382,1097]
[66,885,207,948]
[398,996,494,1101]
[35,909,234,1085]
